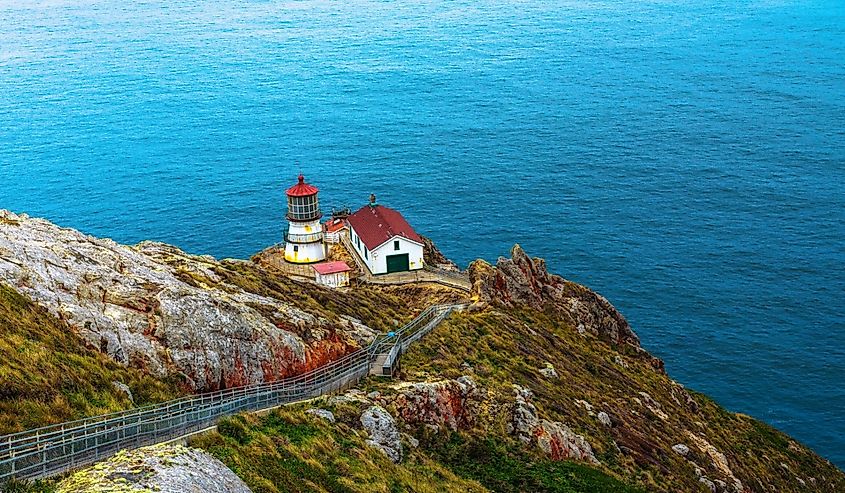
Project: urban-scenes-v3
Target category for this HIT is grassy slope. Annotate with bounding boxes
[0,253,429,437]
[395,307,845,493]
[0,261,468,493]
[3,255,842,493]
[0,284,182,435]
[190,407,486,493]
[189,403,642,493]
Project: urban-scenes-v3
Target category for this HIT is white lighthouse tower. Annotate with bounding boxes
[284,174,326,264]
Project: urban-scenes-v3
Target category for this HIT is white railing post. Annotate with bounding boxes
[9,435,15,477]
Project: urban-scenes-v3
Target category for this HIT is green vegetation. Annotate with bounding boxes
[190,407,486,493]
[397,307,845,492]
[0,479,55,493]
[425,433,644,493]
[0,284,183,435]
[2,257,843,492]
[186,397,644,493]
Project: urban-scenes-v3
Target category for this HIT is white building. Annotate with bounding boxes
[283,174,327,264]
[312,261,352,288]
[324,217,348,244]
[346,204,424,275]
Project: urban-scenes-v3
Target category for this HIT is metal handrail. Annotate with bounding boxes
[284,231,325,244]
[0,303,465,482]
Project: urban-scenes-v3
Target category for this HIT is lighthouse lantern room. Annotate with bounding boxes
[284,174,326,264]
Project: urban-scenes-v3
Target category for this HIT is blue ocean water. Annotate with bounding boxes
[1,0,843,467]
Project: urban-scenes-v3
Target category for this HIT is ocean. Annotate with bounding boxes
[1,0,843,467]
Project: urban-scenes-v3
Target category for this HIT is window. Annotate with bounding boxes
[293,245,298,252]
[287,195,320,221]
[364,248,368,259]
[394,240,400,251]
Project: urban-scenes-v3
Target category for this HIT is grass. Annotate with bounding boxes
[190,407,486,493]
[0,479,55,493]
[188,399,644,493]
[426,433,645,493]
[2,261,843,493]
[0,283,183,434]
[397,306,845,493]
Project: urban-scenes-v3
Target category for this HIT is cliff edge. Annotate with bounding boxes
[1,212,842,493]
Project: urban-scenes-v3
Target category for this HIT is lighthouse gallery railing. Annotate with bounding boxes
[0,303,464,482]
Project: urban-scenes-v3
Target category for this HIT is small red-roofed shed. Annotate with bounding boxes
[312,261,352,288]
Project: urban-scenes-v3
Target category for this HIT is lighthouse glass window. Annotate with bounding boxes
[288,196,320,220]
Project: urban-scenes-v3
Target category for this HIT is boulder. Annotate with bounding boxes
[686,431,744,492]
[56,444,251,493]
[534,419,600,464]
[306,408,335,423]
[111,381,134,404]
[361,405,402,463]
[672,443,690,456]
[509,385,540,443]
[392,376,479,431]
[597,411,612,427]
[539,364,559,379]
[508,385,598,464]
[699,477,717,493]
[637,392,669,420]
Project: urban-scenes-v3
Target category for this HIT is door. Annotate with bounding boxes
[386,253,410,273]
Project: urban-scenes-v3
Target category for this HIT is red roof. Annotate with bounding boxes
[312,261,352,275]
[286,174,319,197]
[324,218,347,233]
[347,205,423,250]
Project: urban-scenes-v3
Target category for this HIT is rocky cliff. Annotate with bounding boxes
[2,212,842,493]
[469,244,639,347]
[0,210,386,392]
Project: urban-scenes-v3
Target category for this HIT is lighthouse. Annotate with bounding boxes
[284,174,326,264]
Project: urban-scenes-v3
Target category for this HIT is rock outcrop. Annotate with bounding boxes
[685,431,744,493]
[469,245,639,346]
[306,408,336,423]
[0,210,372,391]
[508,385,598,464]
[391,376,480,431]
[56,444,251,493]
[361,405,403,463]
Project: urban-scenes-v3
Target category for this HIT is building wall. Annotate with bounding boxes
[315,271,349,288]
[285,219,326,263]
[348,226,424,275]
[325,228,348,244]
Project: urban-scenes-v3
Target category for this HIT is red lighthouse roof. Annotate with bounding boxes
[347,205,423,250]
[286,174,319,197]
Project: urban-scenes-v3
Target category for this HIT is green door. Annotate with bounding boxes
[386,254,410,273]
